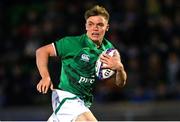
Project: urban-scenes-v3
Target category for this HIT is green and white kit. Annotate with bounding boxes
[48,34,114,121]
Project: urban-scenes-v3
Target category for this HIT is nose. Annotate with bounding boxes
[92,24,98,30]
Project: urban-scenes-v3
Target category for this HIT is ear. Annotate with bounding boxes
[106,24,109,31]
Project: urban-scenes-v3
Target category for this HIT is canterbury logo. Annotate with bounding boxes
[81,54,90,62]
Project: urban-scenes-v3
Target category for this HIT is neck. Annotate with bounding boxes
[86,34,103,48]
[94,41,101,48]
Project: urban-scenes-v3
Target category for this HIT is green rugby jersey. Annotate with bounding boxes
[54,34,114,107]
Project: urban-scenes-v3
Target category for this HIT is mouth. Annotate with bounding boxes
[92,32,100,37]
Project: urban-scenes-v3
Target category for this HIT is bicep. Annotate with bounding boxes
[37,43,56,57]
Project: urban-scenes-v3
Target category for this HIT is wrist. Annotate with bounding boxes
[42,76,51,81]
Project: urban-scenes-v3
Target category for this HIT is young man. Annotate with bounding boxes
[36,5,127,122]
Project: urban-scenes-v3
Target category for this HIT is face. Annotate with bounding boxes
[86,15,109,45]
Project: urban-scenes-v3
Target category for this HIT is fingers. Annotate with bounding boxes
[50,83,54,90]
[100,54,109,67]
[101,53,110,59]
[44,85,48,94]
[100,54,109,62]
[37,84,47,94]
[36,81,50,94]
[113,50,117,56]
[37,83,42,93]
[100,50,121,70]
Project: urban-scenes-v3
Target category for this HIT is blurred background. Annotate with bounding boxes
[0,0,180,121]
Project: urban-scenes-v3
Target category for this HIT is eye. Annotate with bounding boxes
[97,23,104,28]
[87,23,93,27]
[98,23,104,27]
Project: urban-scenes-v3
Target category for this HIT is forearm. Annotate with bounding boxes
[36,48,51,79]
[115,66,127,87]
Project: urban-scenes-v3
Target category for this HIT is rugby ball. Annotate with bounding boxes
[95,48,116,80]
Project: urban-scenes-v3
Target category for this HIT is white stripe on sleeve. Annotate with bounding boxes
[52,43,57,56]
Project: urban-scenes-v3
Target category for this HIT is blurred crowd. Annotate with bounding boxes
[0,0,179,107]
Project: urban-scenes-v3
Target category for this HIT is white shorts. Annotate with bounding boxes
[48,89,90,122]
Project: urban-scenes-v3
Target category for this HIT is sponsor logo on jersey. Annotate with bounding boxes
[81,54,90,62]
[78,76,95,84]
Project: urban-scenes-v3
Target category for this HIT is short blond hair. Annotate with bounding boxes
[84,5,109,21]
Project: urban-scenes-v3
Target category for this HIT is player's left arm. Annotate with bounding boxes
[115,63,127,87]
[100,50,127,87]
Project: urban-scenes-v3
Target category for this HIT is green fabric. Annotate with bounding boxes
[54,34,114,107]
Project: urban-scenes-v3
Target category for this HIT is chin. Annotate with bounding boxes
[92,39,99,42]
[90,37,100,42]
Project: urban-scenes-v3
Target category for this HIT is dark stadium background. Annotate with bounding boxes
[0,0,180,121]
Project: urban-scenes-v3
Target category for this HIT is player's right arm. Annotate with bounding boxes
[36,43,56,94]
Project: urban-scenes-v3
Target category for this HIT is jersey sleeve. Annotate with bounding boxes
[53,37,65,57]
[54,36,79,58]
